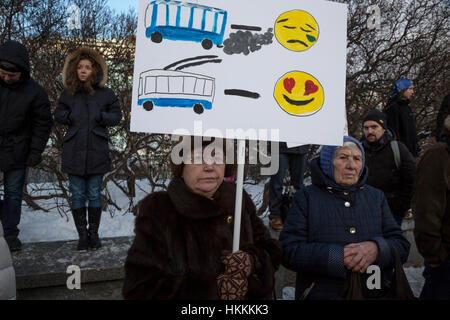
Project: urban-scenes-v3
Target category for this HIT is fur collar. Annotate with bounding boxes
[167,177,236,219]
[62,47,107,88]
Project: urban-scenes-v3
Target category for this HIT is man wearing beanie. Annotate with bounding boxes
[0,40,52,252]
[361,109,416,227]
[383,78,419,157]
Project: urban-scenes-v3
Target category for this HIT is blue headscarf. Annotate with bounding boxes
[390,78,413,98]
[319,136,365,181]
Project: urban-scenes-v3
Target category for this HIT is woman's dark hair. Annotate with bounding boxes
[170,136,237,178]
[65,54,99,96]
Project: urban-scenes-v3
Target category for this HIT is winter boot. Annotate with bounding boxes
[87,207,102,250]
[72,207,88,251]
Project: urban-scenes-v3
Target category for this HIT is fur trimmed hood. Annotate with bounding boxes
[62,47,107,88]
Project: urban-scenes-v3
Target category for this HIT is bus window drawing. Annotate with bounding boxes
[138,69,215,115]
[145,0,228,50]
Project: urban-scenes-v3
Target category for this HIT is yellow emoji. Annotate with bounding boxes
[274,10,319,52]
[274,71,324,116]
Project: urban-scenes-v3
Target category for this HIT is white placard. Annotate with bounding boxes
[131,0,347,146]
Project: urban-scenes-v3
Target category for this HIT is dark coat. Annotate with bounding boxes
[279,142,309,154]
[122,178,281,300]
[413,141,450,265]
[361,132,416,218]
[54,48,121,176]
[384,98,419,157]
[0,40,52,171]
[435,93,450,141]
[280,158,410,300]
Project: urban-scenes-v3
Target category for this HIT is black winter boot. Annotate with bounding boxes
[88,207,102,250]
[72,207,88,251]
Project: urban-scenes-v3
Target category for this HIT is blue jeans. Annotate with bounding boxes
[420,260,450,300]
[269,153,307,219]
[0,168,26,239]
[68,174,104,209]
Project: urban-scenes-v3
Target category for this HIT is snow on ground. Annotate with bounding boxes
[18,179,269,243]
[404,266,425,298]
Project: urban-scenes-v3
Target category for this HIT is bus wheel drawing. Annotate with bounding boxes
[143,101,154,111]
[201,39,213,50]
[150,32,162,43]
[193,103,204,114]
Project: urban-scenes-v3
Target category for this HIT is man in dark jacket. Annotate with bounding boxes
[413,115,450,300]
[361,110,416,227]
[268,142,309,231]
[383,78,419,157]
[0,40,52,252]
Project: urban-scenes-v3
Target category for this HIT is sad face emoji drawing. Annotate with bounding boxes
[274,10,319,52]
[274,71,324,116]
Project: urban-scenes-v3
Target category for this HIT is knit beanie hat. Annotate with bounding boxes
[363,109,387,130]
[0,60,21,72]
[320,136,365,181]
[390,78,413,98]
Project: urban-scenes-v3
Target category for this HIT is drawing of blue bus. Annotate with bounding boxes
[138,69,215,114]
[145,0,228,49]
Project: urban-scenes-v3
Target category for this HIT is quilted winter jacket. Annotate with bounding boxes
[53,47,121,176]
[0,40,52,171]
[280,158,410,300]
[0,220,16,300]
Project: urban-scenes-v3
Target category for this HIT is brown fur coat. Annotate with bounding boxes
[122,178,281,300]
[62,47,108,95]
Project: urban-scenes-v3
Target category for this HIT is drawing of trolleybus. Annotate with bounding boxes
[145,0,228,49]
[138,69,215,114]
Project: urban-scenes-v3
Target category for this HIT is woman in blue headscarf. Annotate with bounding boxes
[383,78,419,157]
[280,136,410,300]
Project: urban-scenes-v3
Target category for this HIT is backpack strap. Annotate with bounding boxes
[390,140,401,169]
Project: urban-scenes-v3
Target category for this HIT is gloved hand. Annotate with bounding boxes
[216,250,254,300]
[26,152,42,167]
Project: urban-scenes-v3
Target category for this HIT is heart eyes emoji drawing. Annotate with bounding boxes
[274,71,324,116]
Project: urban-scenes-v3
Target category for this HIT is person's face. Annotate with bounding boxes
[182,149,225,198]
[402,86,414,100]
[77,59,93,82]
[0,68,21,84]
[363,120,386,143]
[333,147,363,187]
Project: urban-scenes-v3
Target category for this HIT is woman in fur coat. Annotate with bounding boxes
[54,47,121,251]
[123,137,281,300]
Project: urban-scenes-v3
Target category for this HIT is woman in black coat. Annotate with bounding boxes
[54,47,121,251]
